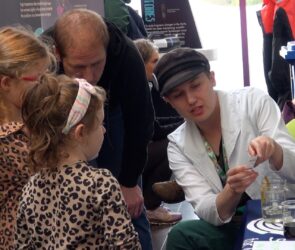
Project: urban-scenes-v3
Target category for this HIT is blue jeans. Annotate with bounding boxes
[90,105,152,250]
[133,177,153,250]
[132,207,153,250]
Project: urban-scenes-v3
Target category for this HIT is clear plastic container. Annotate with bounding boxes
[260,175,286,223]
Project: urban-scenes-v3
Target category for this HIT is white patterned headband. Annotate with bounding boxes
[62,78,96,134]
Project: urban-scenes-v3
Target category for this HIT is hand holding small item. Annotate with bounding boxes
[248,135,283,170]
[226,165,258,194]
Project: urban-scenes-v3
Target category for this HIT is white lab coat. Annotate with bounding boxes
[168,87,295,225]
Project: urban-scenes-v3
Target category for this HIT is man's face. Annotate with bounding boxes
[164,72,218,126]
[61,42,107,85]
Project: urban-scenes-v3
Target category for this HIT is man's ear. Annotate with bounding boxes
[0,75,12,91]
[73,123,86,141]
[209,71,216,87]
[54,46,62,63]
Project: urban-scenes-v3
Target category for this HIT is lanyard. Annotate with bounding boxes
[202,136,229,185]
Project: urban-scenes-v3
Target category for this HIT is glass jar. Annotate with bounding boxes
[260,175,286,223]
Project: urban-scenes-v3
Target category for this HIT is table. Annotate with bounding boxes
[236,200,291,250]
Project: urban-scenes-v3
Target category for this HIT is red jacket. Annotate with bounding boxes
[260,0,295,38]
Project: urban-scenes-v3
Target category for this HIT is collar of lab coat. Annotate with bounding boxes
[170,90,242,190]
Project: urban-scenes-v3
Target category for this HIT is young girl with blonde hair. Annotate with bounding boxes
[15,74,141,249]
[0,26,55,250]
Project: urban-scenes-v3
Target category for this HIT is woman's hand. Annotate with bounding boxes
[248,136,283,170]
[248,136,275,164]
[226,166,258,194]
[217,166,258,221]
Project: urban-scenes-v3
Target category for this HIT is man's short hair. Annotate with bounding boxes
[154,48,210,96]
[53,9,109,57]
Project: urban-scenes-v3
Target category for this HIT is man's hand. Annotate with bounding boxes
[120,185,144,219]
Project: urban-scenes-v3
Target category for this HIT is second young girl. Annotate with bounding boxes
[15,75,141,249]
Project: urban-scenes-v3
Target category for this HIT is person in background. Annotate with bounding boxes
[134,38,183,225]
[0,26,54,250]
[104,0,148,40]
[126,2,148,40]
[15,75,141,249]
[104,0,129,34]
[154,47,295,250]
[48,9,154,249]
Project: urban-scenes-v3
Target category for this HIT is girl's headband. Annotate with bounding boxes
[62,78,96,134]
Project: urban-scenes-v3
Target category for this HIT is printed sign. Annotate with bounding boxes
[0,0,104,35]
[141,0,202,48]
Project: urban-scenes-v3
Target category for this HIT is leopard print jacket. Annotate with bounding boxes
[0,122,31,250]
[14,161,141,249]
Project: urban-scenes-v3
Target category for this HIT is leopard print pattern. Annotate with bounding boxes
[15,161,141,249]
[0,122,31,250]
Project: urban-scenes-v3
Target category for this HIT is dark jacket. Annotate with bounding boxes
[269,8,293,109]
[46,21,154,187]
[150,83,183,141]
[257,4,294,109]
[153,117,183,141]
[98,22,154,187]
[126,6,148,40]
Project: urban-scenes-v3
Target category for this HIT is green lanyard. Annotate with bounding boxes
[202,136,229,186]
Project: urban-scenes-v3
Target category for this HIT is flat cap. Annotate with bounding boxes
[154,47,210,96]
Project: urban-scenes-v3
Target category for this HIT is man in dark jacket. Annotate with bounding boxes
[51,9,154,250]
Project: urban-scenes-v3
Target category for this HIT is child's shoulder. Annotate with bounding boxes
[76,161,112,176]
[0,122,24,138]
[31,162,119,191]
[74,161,119,184]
